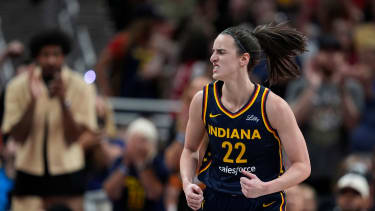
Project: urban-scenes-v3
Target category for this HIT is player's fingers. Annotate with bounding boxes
[192,184,203,195]
[188,200,202,208]
[188,196,202,202]
[240,180,251,194]
[187,192,203,201]
[240,176,251,187]
[188,203,201,211]
[187,198,202,210]
[241,187,249,197]
[241,170,258,179]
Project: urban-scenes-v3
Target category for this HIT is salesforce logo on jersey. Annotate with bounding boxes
[219,165,256,175]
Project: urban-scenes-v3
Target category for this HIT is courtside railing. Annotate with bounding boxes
[109,97,182,143]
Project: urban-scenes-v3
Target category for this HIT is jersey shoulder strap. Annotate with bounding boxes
[202,81,216,126]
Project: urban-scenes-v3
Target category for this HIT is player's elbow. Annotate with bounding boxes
[293,160,311,183]
[301,160,311,181]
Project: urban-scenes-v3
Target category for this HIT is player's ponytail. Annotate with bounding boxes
[252,22,307,85]
[221,22,307,85]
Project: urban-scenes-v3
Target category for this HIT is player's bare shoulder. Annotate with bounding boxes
[265,90,294,128]
[190,90,204,109]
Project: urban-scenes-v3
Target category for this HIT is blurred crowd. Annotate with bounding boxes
[0,0,375,211]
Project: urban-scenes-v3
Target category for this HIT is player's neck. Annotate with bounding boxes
[222,77,254,108]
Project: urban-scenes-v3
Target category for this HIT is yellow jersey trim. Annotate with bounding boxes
[261,88,284,174]
[279,192,285,211]
[213,81,260,119]
[199,160,212,174]
[203,85,209,126]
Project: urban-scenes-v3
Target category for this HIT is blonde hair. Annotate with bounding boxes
[126,118,158,160]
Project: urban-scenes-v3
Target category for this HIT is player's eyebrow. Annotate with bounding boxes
[212,48,227,53]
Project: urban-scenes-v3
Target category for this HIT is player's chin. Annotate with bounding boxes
[212,73,222,81]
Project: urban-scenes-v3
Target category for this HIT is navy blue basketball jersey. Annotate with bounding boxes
[198,80,284,195]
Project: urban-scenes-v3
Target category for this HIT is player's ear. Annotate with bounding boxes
[240,53,250,67]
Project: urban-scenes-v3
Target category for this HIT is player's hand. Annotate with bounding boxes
[183,183,203,210]
[240,170,267,198]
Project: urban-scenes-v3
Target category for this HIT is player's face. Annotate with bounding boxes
[210,34,242,80]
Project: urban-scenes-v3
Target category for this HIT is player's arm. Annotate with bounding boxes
[180,90,206,187]
[240,91,310,198]
[180,91,206,210]
[264,92,311,193]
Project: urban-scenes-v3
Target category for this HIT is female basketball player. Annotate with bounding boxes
[180,23,311,211]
